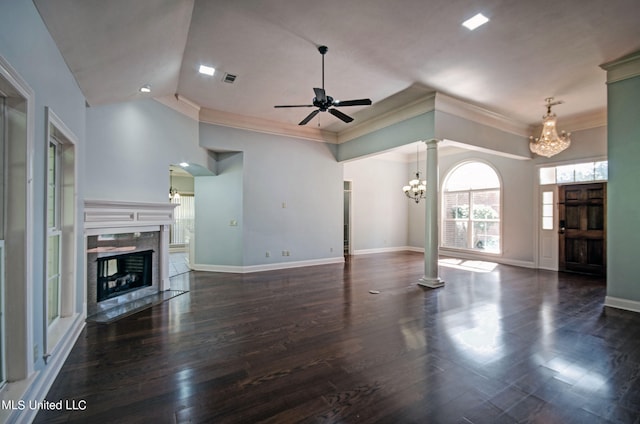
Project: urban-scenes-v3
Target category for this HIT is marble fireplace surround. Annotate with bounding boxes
[84,200,176,318]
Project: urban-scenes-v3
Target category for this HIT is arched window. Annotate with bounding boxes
[442,161,501,253]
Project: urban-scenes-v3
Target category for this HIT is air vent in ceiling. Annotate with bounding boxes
[222,73,237,84]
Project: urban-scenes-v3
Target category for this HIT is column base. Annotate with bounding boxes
[418,276,445,288]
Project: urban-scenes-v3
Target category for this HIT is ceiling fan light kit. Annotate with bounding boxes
[274,45,372,125]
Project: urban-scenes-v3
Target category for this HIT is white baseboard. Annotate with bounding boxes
[605,296,640,314]
[6,313,85,424]
[353,246,412,255]
[191,256,345,274]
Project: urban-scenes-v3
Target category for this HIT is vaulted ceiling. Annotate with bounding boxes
[35,0,640,135]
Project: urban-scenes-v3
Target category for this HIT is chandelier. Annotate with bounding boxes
[169,169,180,200]
[402,144,427,203]
[529,97,571,158]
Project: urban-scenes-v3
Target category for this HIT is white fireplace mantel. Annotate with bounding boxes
[84,199,177,230]
[84,200,178,294]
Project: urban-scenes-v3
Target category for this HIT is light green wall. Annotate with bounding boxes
[194,153,244,266]
[607,73,640,302]
[338,111,435,161]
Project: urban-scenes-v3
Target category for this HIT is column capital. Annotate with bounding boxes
[423,138,441,147]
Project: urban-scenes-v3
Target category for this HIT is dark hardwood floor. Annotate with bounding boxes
[36,252,640,423]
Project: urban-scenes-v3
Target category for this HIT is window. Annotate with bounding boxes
[442,162,501,253]
[44,107,77,355]
[170,195,194,246]
[539,161,608,185]
[46,138,62,326]
[542,191,554,230]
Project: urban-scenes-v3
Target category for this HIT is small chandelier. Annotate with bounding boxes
[529,97,571,158]
[169,170,180,200]
[402,144,426,203]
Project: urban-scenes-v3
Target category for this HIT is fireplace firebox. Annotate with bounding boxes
[96,250,153,302]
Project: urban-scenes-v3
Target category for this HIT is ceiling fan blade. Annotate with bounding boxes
[299,109,320,125]
[334,98,372,107]
[328,108,353,123]
[274,104,314,108]
[313,87,326,102]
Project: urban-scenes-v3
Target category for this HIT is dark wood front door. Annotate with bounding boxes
[558,183,606,275]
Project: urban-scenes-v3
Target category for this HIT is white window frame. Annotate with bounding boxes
[46,137,62,327]
[43,107,78,356]
[441,160,502,255]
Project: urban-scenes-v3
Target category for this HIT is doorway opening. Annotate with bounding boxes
[344,181,352,256]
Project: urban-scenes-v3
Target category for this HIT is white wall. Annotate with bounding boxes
[199,123,343,267]
[85,99,208,203]
[344,155,410,253]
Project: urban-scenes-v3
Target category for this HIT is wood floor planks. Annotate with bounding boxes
[34,252,640,423]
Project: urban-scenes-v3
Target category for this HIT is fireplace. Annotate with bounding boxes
[84,200,177,319]
[97,249,153,302]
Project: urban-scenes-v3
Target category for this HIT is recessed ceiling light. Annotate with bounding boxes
[139,84,151,93]
[179,162,189,167]
[199,65,215,76]
[462,13,489,30]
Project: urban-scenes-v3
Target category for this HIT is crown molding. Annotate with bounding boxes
[199,108,338,143]
[337,93,436,144]
[435,92,530,137]
[155,90,605,146]
[600,50,640,84]
[528,108,607,136]
[561,108,607,132]
[154,94,200,121]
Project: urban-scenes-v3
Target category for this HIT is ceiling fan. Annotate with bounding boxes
[274,45,372,125]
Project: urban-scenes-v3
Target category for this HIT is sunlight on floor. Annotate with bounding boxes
[438,258,498,273]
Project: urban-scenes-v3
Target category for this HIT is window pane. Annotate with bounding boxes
[48,276,60,325]
[594,161,608,180]
[472,190,500,219]
[47,234,60,278]
[47,143,56,228]
[556,165,574,183]
[472,221,499,252]
[542,204,553,216]
[446,162,499,191]
[542,191,553,203]
[443,221,468,249]
[539,167,556,185]
[542,217,553,230]
[574,162,595,182]
[444,192,469,219]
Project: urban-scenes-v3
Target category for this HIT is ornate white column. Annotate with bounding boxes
[418,139,444,288]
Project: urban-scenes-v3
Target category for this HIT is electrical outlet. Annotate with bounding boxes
[266,251,270,258]
[34,344,39,362]
[330,247,333,252]
[282,202,287,208]
[229,219,238,226]
[282,250,286,256]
